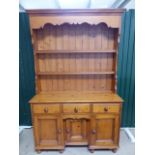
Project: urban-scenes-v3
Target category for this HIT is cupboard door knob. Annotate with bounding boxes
[92,130,96,134]
[44,107,48,113]
[104,107,108,112]
[74,107,78,113]
[58,129,61,134]
[66,129,70,133]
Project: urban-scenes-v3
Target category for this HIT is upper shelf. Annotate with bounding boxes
[36,49,116,54]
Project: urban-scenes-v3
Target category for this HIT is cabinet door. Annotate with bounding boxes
[64,118,90,145]
[33,115,64,148]
[90,114,120,147]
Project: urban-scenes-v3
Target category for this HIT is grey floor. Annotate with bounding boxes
[19,129,135,155]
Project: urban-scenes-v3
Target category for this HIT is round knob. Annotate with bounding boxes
[74,107,78,113]
[92,130,96,134]
[58,129,61,134]
[66,129,70,133]
[44,107,48,113]
[104,107,108,112]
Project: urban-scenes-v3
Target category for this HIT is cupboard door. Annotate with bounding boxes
[90,114,120,148]
[64,118,90,145]
[33,115,64,148]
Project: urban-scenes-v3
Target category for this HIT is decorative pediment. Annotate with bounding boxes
[29,15,122,30]
[27,9,125,35]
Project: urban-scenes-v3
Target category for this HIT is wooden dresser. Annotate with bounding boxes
[27,9,124,153]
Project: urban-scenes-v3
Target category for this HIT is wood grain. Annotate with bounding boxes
[29,91,123,103]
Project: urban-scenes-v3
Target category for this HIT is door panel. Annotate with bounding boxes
[64,118,90,144]
[96,119,113,141]
[90,114,119,146]
[34,115,63,147]
[39,119,57,145]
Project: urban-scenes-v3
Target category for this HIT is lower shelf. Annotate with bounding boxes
[37,71,115,76]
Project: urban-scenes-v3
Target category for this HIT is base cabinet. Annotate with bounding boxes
[31,101,122,152]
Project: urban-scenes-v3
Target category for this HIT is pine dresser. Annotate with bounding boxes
[27,9,125,153]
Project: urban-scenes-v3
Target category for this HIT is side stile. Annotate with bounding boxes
[33,30,41,93]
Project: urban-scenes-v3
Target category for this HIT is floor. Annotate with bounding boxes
[19,128,135,155]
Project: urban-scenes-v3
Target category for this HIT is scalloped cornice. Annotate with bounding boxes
[30,15,122,29]
[27,9,125,36]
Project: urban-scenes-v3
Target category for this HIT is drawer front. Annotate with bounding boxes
[33,104,60,114]
[93,104,120,113]
[63,104,90,113]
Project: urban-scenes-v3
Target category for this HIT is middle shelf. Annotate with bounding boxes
[36,49,116,54]
[37,71,115,75]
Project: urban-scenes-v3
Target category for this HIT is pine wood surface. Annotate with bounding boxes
[33,23,118,92]
[27,9,125,32]
[29,91,123,103]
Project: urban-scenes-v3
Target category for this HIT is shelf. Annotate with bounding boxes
[36,49,116,54]
[37,71,115,76]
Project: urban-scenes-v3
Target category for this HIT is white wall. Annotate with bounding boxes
[19,0,135,10]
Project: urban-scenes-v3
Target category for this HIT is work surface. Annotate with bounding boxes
[29,91,123,103]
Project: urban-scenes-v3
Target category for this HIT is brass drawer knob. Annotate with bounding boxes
[44,107,48,113]
[104,107,108,112]
[92,130,96,134]
[74,107,78,113]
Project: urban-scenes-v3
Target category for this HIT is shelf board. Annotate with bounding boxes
[37,71,115,75]
[36,49,116,54]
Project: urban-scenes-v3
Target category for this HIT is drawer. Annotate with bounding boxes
[93,104,120,113]
[63,104,90,113]
[33,104,60,114]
